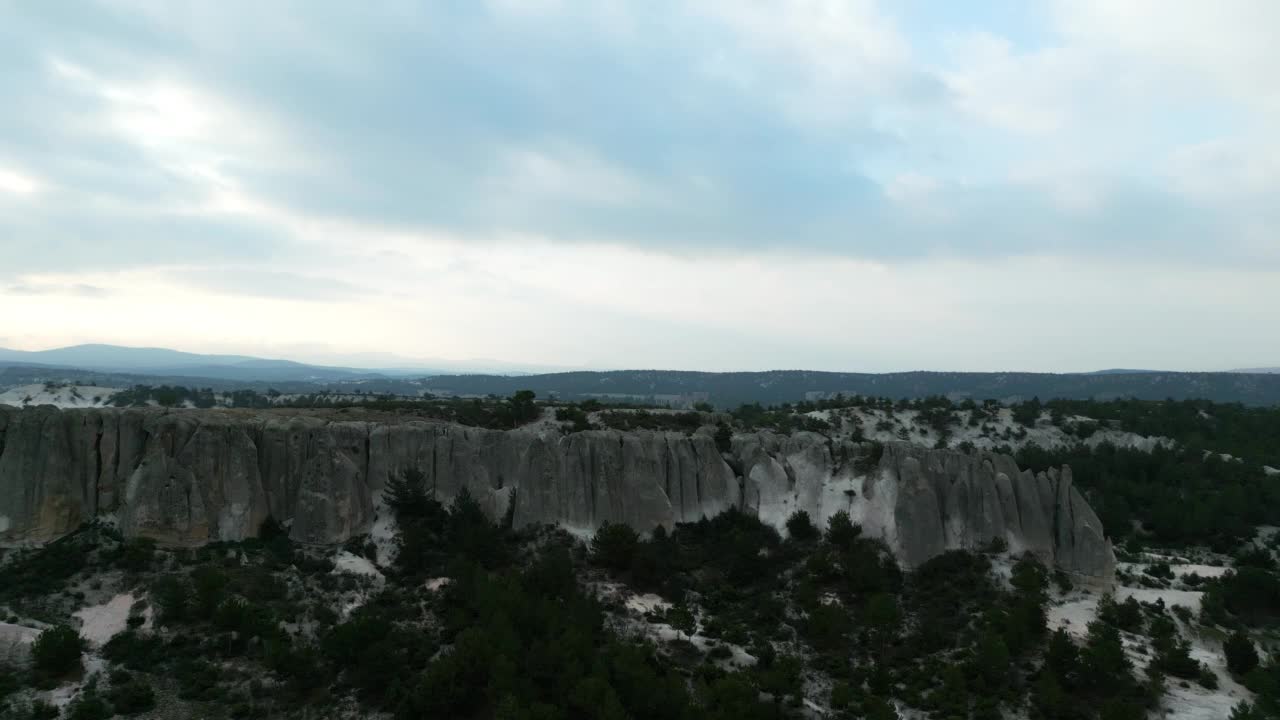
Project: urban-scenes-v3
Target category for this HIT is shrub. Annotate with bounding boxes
[152,574,193,624]
[714,423,733,454]
[1208,567,1280,626]
[785,511,819,543]
[106,674,156,715]
[115,538,156,572]
[555,406,592,433]
[1224,631,1259,676]
[825,511,862,549]
[590,522,640,573]
[0,665,17,701]
[32,625,85,679]
[803,603,852,654]
[65,689,111,720]
[26,701,60,720]
[1234,547,1277,570]
[1095,594,1143,633]
[102,630,165,672]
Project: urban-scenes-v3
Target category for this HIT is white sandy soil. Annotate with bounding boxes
[333,551,383,580]
[73,593,134,646]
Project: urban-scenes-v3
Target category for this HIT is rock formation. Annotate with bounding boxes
[0,621,38,667]
[0,405,1115,584]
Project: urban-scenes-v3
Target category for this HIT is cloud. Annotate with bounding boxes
[170,268,370,302]
[4,1,1272,264]
[0,166,43,195]
[3,241,1277,372]
[5,282,109,297]
[689,0,941,127]
[0,1,1276,370]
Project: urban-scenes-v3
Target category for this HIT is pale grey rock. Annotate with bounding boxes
[257,415,333,523]
[96,410,121,511]
[174,416,270,542]
[118,448,211,545]
[290,450,370,545]
[1063,480,1112,580]
[1012,469,1055,564]
[892,455,946,567]
[0,406,1115,584]
[864,441,1114,583]
[0,622,39,668]
[0,405,95,541]
[993,471,1020,547]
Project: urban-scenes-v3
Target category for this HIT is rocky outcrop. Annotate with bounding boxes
[878,444,1112,582]
[729,434,1114,583]
[0,622,39,667]
[0,406,1115,584]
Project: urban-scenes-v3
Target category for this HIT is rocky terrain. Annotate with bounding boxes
[0,404,1115,584]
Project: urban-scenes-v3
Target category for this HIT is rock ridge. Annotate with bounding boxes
[0,406,1114,584]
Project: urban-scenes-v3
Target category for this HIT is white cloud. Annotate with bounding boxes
[691,0,922,126]
[1164,138,1280,201]
[940,32,1082,135]
[0,166,42,195]
[5,243,1278,372]
[885,172,940,204]
[942,2,1280,145]
[45,56,309,199]
[488,142,669,208]
[3,1,1278,371]
[1051,0,1280,118]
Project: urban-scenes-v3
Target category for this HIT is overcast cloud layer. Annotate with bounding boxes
[2,0,1278,372]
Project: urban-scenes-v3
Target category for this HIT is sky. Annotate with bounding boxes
[1,0,1278,373]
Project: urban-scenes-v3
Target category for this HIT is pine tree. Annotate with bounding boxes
[1224,631,1260,676]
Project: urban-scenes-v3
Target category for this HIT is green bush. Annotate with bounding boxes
[102,630,165,672]
[825,510,862,548]
[65,689,111,720]
[115,538,156,572]
[25,701,60,720]
[590,522,640,573]
[714,423,733,453]
[32,625,85,679]
[1224,631,1260,676]
[785,510,819,543]
[106,672,156,715]
[555,405,592,432]
[0,539,88,602]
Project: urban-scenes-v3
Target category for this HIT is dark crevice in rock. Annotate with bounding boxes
[362,427,372,492]
[91,420,103,513]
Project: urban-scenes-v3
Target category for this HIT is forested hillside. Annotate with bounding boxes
[420,370,1280,407]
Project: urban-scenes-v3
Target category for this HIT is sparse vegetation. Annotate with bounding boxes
[4,392,1280,719]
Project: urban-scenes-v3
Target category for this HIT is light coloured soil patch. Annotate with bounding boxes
[626,593,673,615]
[73,593,134,646]
[1117,586,1204,613]
[333,551,383,579]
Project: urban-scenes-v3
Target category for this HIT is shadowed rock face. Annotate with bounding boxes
[0,406,1115,584]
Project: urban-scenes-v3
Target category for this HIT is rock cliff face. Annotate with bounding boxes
[0,406,1114,583]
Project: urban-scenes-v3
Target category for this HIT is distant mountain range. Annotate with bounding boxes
[0,344,393,382]
[2,345,1280,406]
[0,344,569,381]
